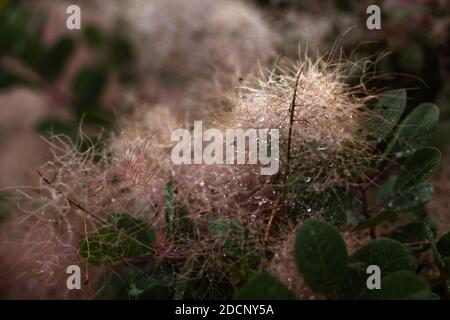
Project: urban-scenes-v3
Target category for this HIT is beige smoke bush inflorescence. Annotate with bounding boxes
[119,0,276,77]
[1,51,382,299]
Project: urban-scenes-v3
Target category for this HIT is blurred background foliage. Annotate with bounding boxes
[0,0,136,139]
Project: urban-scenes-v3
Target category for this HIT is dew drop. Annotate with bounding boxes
[287,277,293,290]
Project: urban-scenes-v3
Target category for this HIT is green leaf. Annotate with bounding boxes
[20,34,46,70]
[81,108,114,129]
[376,176,397,207]
[385,103,439,158]
[234,272,294,300]
[350,239,415,274]
[289,183,350,227]
[128,263,174,299]
[341,239,416,299]
[388,181,434,211]
[1,6,29,53]
[82,24,106,48]
[437,232,450,257]
[162,186,194,241]
[35,119,76,138]
[399,43,424,71]
[174,274,188,300]
[394,148,441,192]
[295,219,347,294]
[107,32,135,68]
[334,0,353,13]
[423,218,445,272]
[377,173,434,212]
[365,271,434,300]
[164,181,176,234]
[389,222,427,245]
[41,36,76,81]
[356,210,400,230]
[369,89,406,141]
[95,263,175,300]
[208,218,242,236]
[443,257,450,277]
[348,57,373,81]
[323,208,347,227]
[71,65,107,113]
[78,212,155,266]
[412,206,428,221]
[208,218,259,263]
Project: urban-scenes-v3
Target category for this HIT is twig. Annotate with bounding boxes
[263,199,279,242]
[356,185,376,239]
[286,70,302,172]
[402,240,430,247]
[264,70,302,243]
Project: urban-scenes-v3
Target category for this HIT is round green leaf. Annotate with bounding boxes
[341,239,415,299]
[365,271,434,300]
[350,239,415,274]
[234,272,294,300]
[295,219,347,294]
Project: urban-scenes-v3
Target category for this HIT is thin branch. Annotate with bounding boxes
[286,70,302,171]
[264,69,302,243]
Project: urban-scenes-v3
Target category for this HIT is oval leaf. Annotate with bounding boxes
[350,239,415,274]
[234,272,294,300]
[295,219,347,294]
[386,103,439,158]
[394,147,441,192]
[341,239,416,299]
[365,271,434,300]
[369,89,406,141]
